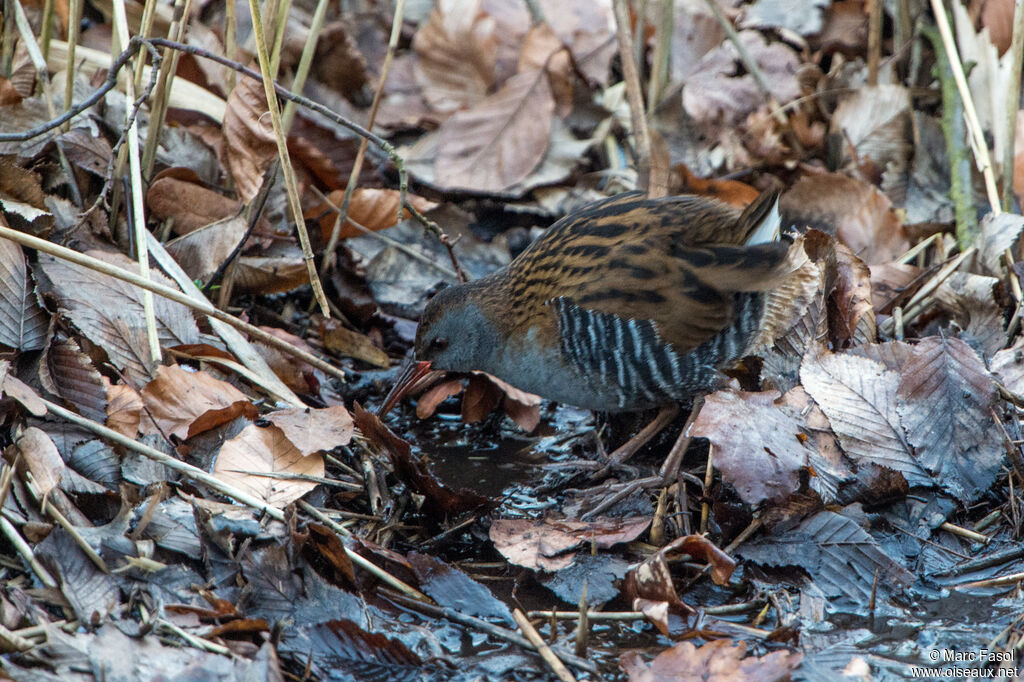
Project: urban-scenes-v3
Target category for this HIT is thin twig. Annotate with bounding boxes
[322,0,408,273]
[867,0,883,85]
[41,398,429,603]
[612,0,654,195]
[928,0,1002,214]
[0,515,58,588]
[280,0,329,132]
[512,609,578,682]
[246,0,330,317]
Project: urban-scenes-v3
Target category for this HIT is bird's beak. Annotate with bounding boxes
[378,360,435,417]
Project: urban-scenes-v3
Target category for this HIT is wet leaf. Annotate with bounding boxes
[692,389,812,505]
[896,337,1002,502]
[737,510,914,601]
[799,349,922,484]
[489,517,649,571]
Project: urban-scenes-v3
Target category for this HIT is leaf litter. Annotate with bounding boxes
[0,0,1023,679]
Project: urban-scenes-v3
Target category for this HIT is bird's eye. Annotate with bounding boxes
[429,337,449,353]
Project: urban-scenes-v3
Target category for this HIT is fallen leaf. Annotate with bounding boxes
[140,365,257,440]
[434,68,555,192]
[413,0,498,113]
[213,422,324,507]
[263,405,354,456]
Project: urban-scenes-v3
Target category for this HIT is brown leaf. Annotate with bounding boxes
[147,175,247,237]
[319,318,391,369]
[830,241,876,348]
[36,251,200,385]
[105,383,143,438]
[57,128,112,178]
[2,369,47,416]
[781,173,909,264]
[692,389,811,504]
[223,74,275,202]
[830,85,911,184]
[489,517,650,571]
[310,22,371,102]
[140,365,257,440]
[435,68,555,192]
[40,336,108,423]
[682,31,801,126]
[213,422,324,507]
[0,234,48,351]
[263,405,354,456]
[0,158,53,234]
[800,348,919,482]
[165,214,248,282]
[16,426,64,497]
[415,379,465,419]
[306,188,438,241]
[413,0,498,113]
[519,24,573,116]
[232,254,310,295]
[813,0,868,53]
[461,373,502,423]
[620,639,802,682]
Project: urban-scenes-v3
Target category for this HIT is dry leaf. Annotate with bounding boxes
[413,0,498,113]
[223,74,275,203]
[140,365,257,440]
[263,405,354,457]
[435,68,555,192]
[213,423,324,507]
[0,234,48,351]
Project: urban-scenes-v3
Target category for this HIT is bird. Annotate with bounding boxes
[380,190,808,423]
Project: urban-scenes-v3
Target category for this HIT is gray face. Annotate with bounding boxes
[415,291,497,373]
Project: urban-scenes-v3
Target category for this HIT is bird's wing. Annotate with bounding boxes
[506,189,794,352]
[555,239,793,352]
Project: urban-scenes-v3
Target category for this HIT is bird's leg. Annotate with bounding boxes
[588,404,679,482]
[656,396,704,485]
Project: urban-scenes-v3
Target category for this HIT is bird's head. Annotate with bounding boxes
[414,283,497,373]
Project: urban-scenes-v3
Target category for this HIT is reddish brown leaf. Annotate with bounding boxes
[223,74,276,202]
[692,389,811,504]
[830,241,876,348]
[489,517,650,571]
[140,365,257,440]
[306,188,438,241]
